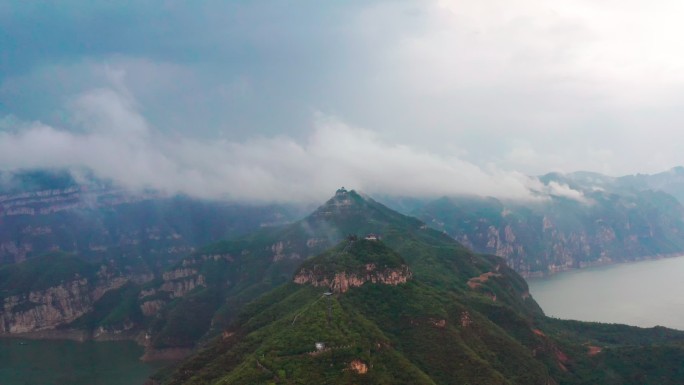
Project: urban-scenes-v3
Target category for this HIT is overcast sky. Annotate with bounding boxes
[2,0,684,202]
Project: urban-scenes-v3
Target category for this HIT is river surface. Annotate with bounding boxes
[0,339,167,385]
[4,258,684,385]
[528,256,684,330]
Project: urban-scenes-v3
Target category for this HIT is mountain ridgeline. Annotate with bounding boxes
[413,169,684,276]
[0,188,473,349]
[2,186,684,383]
[293,239,412,293]
[141,188,492,350]
[0,169,304,271]
[153,189,684,385]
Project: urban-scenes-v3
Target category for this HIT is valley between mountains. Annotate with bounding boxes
[4,171,684,384]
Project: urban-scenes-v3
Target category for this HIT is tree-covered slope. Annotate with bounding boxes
[150,194,684,385]
[156,239,554,385]
[142,188,543,350]
[154,244,684,385]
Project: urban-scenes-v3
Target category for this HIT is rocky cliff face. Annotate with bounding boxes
[0,170,303,271]
[0,276,127,334]
[294,264,412,293]
[417,190,684,276]
[159,268,206,298]
[0,186,159,218]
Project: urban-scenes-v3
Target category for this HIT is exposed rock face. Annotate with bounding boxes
[418,191,684,276]
[0,277,127,334]
[0,186,157,218]
[140,300,166,317]
[91,277,128,301]
[0,241,31,263]
[467,271,502,289]
[269,241,301,262]
[293,264,412,293]
[460,311,473,328]
[0,174,302,270]
[349,359,368,374]
[162,268,197,281]
[430,318,447,328]
[181,253,234,267]
[160,268,206,298]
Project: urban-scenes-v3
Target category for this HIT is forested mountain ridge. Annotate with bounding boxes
[153,193,684,385]
[3,184,684,384]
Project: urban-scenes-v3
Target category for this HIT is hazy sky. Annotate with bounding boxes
[2,0,684,201]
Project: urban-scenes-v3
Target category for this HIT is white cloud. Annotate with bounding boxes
[4,0,684,182]
[430,0,684,102]
[0,88,549,203]
[543,181,589,203]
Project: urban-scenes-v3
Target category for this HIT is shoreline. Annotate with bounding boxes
[522,252,684,280]
[0,329,190,362]
[0,328,140,342]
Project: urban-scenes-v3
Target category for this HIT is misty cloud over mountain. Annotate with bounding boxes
[2,1,682,201]
[0,87,559,202]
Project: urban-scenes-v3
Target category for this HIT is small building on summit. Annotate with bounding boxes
[364,233,380,241]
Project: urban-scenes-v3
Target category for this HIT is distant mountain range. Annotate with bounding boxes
[413,167,684,276]
[6,167,684,279]
[4,168,684,383]
[150,189,684,385]
[0,169,307,271]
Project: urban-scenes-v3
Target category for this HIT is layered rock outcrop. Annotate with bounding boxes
[293,264,412,293]
[417,189,684,277]
[0,277,127,334]
[159,268,206,298]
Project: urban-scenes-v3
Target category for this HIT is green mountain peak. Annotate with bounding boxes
[151,190,684,385]
[293,239,412,293]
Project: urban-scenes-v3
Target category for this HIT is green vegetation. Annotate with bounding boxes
[0,253,97,296]
[150,287,225,348]
[69,283,144,330]
[155,212,557,384]
[152,190,684,385]
[297,239,406,278]
[6,187,684,384]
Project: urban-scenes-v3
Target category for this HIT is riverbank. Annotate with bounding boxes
[0,328,191,362]
[0,328,141,342]
[520,252,684,279]
[528,255,684,330]
[0,338,167,385]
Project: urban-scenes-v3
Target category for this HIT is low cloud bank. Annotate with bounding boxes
[0,88,579,203]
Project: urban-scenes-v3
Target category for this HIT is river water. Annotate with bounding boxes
[3,257,684,384]
[528,255,684,330]
[0,339,166,385]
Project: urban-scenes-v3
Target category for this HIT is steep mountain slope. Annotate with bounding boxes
[157,239,555,385]
[0,169,304,271]
[140,188,549,351]
[615,166,684,204]
[1,187,488,350]
[542,167,684,205]
[0,169,305,340]
[415,183,684,276]
[5,187,684,384]
[0,253,131,335]
[154,224,684,385]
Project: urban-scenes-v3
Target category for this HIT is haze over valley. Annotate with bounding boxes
[5,1,684,384]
